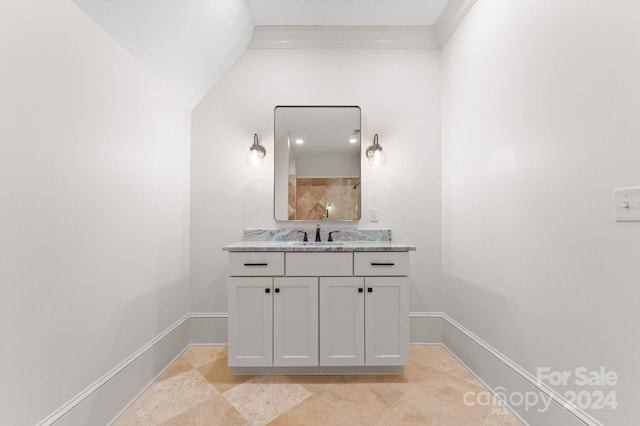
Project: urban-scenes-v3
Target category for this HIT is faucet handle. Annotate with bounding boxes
[298,231,308,242]
[328,231,339,242]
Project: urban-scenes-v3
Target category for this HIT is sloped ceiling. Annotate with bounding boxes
[72,0,452,109]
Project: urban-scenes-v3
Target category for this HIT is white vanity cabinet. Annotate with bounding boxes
[227,252,318,367]
[363,276,409,366]
[227,276,319,368]
[320,252,410,367]
[227,277,273,367]
[273,277,318,366]
[319,277,365,366]
[226,249,410,372]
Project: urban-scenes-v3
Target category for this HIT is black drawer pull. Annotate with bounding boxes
[367,287,373,293]
[244,263,268,266]
[371,262,395,266]
[358,288,363,293]
[265,288,271,294]
[275,288,280,293]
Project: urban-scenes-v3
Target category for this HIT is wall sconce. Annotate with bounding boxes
[365,134,386,167]
[246,133,266,167]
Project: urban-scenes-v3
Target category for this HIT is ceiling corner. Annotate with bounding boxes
[434,0,478,47]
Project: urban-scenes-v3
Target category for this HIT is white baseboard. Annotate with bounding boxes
[188,312,445,346]
[106,344,192,426]
[39,311,600,426]
[441,314,601,426]
[39,315,190,426]
[409,311,444,344]
[189,312,227,344]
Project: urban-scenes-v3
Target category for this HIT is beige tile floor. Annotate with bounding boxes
[114,346,523,426]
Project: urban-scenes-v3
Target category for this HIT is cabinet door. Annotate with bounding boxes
[273,277,318,366]
[228,277,273,367]
[319,277,365,366]
[364,276,409,366]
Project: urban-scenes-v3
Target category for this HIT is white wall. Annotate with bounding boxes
[441,1,640,424]
[294,153,360,177]
[191,48,442,316]
[0,1,190,425]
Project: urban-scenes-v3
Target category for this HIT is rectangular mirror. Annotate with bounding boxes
[274,106,361,221]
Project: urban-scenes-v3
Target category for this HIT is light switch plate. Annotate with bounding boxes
[614,187,640,222]
[369,208,379,222]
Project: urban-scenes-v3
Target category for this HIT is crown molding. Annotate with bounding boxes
[248,1,478,50]
[249,25,439,49]
[434,0,477,46]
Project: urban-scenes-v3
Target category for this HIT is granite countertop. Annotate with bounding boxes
[222,241,416,252]
[222,229,416,252]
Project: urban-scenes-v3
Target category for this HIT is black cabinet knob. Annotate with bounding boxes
[358,288,363,293]
[265,288,271,294]
[275,288,280,293]
[367,287,373,293]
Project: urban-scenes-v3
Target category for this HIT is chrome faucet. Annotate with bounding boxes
[315,224,321,242]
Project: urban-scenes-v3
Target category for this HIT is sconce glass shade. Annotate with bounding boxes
[246,133,266,167]
[365,134,386,167]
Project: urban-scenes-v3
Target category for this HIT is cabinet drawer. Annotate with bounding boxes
[228,252,284,276]
[286,252,353,276]
[354,252,409,276]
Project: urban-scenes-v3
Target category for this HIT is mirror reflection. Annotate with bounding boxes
[274,106,361,221]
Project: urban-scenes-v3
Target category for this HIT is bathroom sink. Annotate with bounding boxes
[291,241,345,246]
